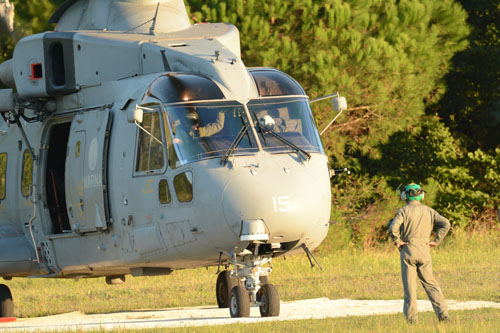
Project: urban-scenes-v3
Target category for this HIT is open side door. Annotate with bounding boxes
[65,109,111,233]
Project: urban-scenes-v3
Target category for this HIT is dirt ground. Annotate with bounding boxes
[1,298,500,332]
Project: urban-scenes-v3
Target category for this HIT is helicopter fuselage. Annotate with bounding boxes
[0,26,331,279]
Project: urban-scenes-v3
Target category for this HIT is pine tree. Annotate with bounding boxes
[0,0,64,77]
[431,0,500,152]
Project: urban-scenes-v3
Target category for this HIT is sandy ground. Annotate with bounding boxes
[1,298,500,332]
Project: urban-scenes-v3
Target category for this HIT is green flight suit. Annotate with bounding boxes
[390,200,451,322]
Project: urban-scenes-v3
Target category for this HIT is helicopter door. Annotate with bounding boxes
[65,110,111,233]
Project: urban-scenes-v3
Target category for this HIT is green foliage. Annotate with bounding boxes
[417,0,500,228]
[431,46,500,152]
[459,0,500,47]
[0,0,64,68]
[429,0,500,153]
[21,149,33,197]
[371,115,500,227]
[0,153,6,199]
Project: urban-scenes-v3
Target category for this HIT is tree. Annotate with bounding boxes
[430,0,500,153]
[0,0,63,66]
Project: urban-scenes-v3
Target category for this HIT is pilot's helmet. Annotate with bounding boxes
[186,109,199,125]
[259,114,276,129]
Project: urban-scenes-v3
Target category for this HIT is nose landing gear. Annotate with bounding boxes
[216,253,280,318]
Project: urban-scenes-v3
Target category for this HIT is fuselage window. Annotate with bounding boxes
[75,141,81,158]
[174,171,193,202]
[21,149,33,197]
[159,179,171,204]
[135,112,165,173]
[0,153,6,200]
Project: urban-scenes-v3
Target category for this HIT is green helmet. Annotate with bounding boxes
[403,183,424,201]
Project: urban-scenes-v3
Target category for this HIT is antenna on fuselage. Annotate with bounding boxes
[149,2,160,36]
[124,2,161,35]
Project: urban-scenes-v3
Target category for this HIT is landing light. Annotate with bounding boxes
[240,220,269,242]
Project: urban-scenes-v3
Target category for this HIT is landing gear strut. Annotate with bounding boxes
[217,253,280,318]
[0,284,13,318]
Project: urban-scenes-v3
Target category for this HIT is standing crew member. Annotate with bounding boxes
[389,183,451,323]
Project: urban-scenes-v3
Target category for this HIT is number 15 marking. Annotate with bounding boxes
[273,196,291,212]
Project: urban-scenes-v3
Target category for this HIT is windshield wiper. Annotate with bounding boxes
[220,124,250,166]
[257,124,311,160]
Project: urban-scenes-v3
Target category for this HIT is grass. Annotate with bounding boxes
[2,228,500,319]
[138,308,500,332]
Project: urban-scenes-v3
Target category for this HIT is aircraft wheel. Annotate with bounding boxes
[229,285,250,318]
[257,284,280,317]
[0,284,14,318]
[260,275,269,285]
[216,270,238,308]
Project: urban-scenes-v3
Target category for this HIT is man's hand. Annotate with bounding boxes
[397,241,408,251]
[429,241,438,248]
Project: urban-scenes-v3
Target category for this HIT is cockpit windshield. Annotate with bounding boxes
[248,97,324,154]
[164,101,257,166]
[139,71,325,168]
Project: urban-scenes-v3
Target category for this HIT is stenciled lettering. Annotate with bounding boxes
[84,173,102,189]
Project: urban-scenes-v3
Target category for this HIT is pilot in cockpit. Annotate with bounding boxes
[174,109,225,145]
[257,108,300,133]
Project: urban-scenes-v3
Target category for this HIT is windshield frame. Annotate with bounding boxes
[137,94,325,168]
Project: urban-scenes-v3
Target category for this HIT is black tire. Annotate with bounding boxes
[257,284,280,317]
[0,284,14,318]
[216,270,238,308]
[229,285,250,318]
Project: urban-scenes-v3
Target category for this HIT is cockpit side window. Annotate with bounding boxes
[0,153,6,200]
[135,111,166,174]
[249,69,305,97]
[21,149,33,197]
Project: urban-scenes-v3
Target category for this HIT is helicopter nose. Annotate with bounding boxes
[222,165,330,243]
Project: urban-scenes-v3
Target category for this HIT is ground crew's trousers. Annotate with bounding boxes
[400,246,448,321]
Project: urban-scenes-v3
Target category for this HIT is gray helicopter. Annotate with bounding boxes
[0,0,347,318]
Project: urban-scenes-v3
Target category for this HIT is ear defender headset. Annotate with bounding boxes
[400,183,425,201]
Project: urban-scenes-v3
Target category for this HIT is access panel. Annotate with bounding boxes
[65,109,111,233]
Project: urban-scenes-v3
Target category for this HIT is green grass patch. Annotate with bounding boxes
[83,308,500,333]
